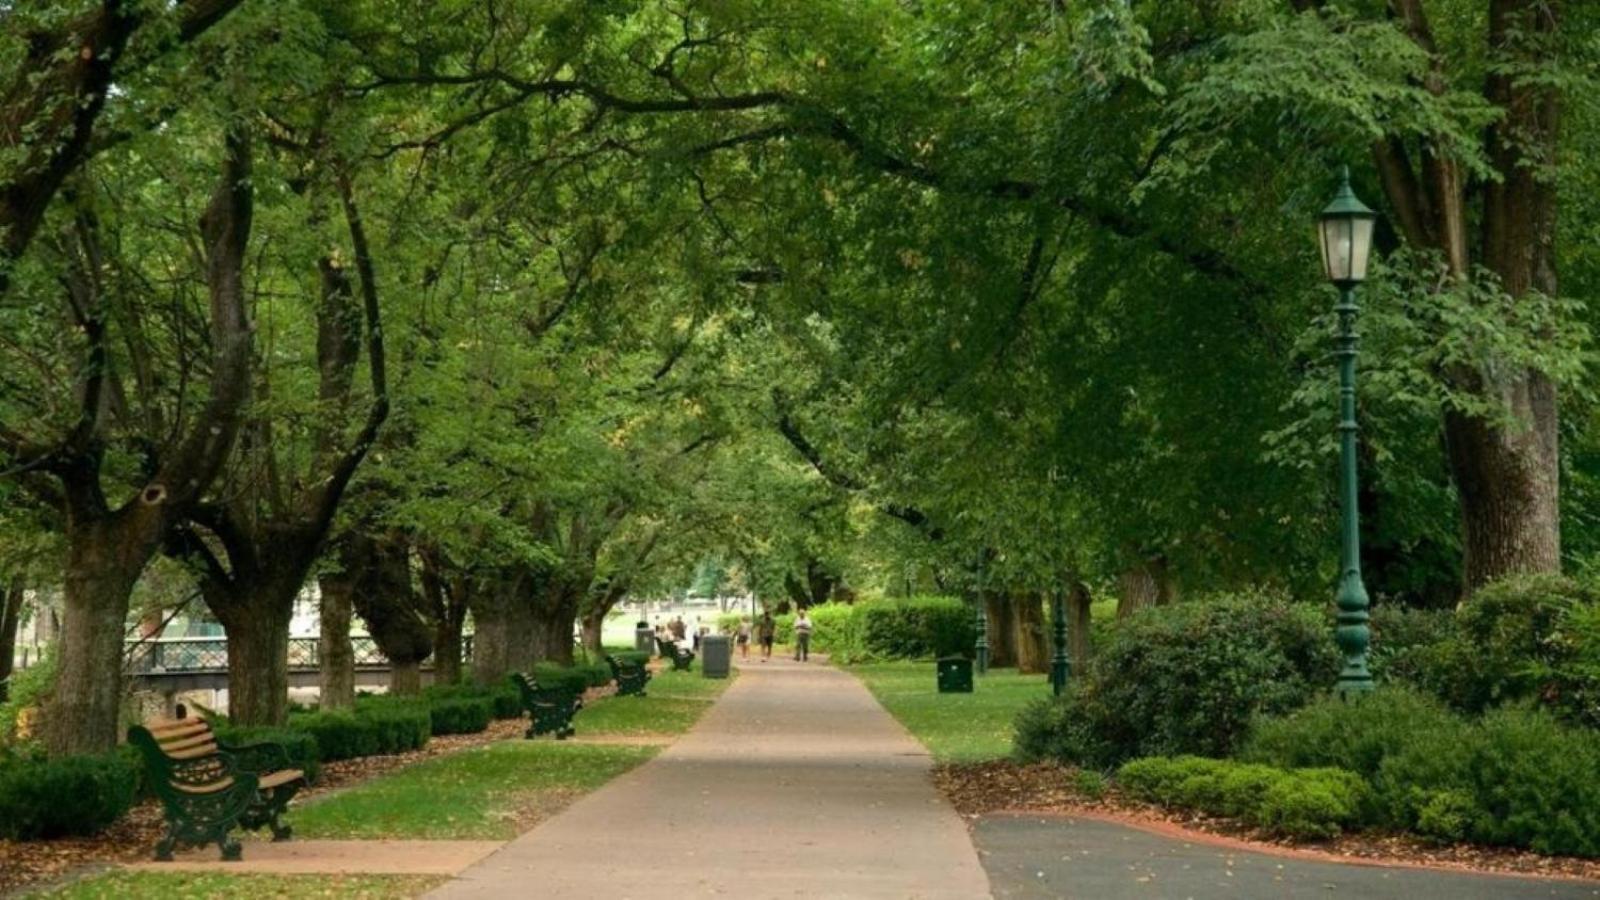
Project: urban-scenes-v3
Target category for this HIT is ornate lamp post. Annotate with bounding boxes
[974,598,989,675]
[1318,167,1378,697]
[1050,591,1069,696]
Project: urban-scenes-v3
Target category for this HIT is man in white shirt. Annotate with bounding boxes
[793,610,814,662]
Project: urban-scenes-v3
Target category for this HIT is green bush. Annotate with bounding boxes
[424,695,493,735]
[0,748,141,840]
[425,682,520,720]
[1240,686,1461,782]
[1377,706,1600,856]
[290,698,431,762]
[1117,755,1368,840]
[1014,593,1340,768]
[213,724,323,784]
[609,650,651,669]
[854,596,974,661]
[1367,605,1457,689]
[529,665,590,698]
[1428,575,1600,726]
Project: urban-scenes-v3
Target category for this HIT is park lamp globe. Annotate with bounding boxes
[1318,167,1377,286]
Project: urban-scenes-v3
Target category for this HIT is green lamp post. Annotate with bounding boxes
[974,599,989,675]
[1318,166,1378,697]
[1049,591,1069,696]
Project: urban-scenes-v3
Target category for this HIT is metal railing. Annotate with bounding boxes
[121,635,475,674]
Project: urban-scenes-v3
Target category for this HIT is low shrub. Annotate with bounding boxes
[1366,605,1457,689]
[0,748,141,840]
[854,596,974,661]
[529,665,591,698]
[1118,755,1368,840]
[1240,686,1461,782]
[1014,593,1339,768]
[425,682,520,720]
[291,698,430,762]
[424,696,493,736]
[608,650,651,669]
[212,724,323,784]
[1428,575,1600,727]
[0,648,56,746]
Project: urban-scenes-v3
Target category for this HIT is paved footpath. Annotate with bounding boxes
[428,657,992,899]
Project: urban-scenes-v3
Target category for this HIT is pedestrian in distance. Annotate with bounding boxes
[794,609,814,662]
[736,617,752,659]
[758,611,776,662]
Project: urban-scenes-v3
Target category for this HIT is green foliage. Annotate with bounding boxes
[608,650,651,669]
[1425,575,1600,727]
[1117,755,1369,840]
[853,597,976,662]
[0,748,140,840]
[528,665,596,698]
[290,699,431,763]
[1366,605,1458,688]
[424,683,521,721]
[1014,594,1340,768]
[423,696,493,736]
[1245,688,1600,856]
[0,647,54,747]
[213,725,323,785]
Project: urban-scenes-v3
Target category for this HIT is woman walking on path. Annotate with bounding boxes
[736,618,752,659]
[758,611,775,661]
[793,610,814,662]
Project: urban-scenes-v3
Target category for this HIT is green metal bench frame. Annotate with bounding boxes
[655,636,695,671]
[512,672,583,739]
[606,654,651,697]
[128,718,304,861]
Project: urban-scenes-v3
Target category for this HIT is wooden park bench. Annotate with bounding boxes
[127,716,305,861]
[655,635,695,671]
[511,672,583,739]
[606,654,651,697]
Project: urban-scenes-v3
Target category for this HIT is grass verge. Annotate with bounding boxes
[291,740,655,840]
[35,872,444,899]
[850,661,1048,762]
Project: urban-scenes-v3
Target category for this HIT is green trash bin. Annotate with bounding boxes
[937,656,973,693]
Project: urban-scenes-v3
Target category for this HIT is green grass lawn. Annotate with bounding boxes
[37,873,443,899]
[579,665,730,734]
[850,661,1049,763]
[292,740,656,840]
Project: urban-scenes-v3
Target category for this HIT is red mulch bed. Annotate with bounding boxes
[935,760,1600,884]
[0,684,618,897]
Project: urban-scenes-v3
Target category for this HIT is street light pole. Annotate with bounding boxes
[974,598,989,676]
[1050,591,1069,696]
[1318,167,1378,697]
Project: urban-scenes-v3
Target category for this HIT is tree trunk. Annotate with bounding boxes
[48,510,160,755]
[1117,554,1172,619]
[317,570,356,712]
[419,554,465,686]
[983,591,1017,668]
[469,572,525,684]
[1067,581,1093,676]
[580,609,605,657]
[1,577,28,704]
[1445,403,1561,590]
[1011,590,1048,675]
[215,593,293,727]
[390,660,422,696]
[530,585,579,667]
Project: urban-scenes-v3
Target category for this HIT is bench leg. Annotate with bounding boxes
[219,833,243,862]
[154,826,179,862]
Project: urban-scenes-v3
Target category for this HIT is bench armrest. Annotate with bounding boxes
[218,738,293,775]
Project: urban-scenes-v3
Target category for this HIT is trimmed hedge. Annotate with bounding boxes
[1014,593,1339,767]
[425,696,493,735]
[1118,755,1369,840]
[529,665,592,698]
[213,723,323,784]
[609,650,651,669]
[290,698,430,762]
[1242,688,1600,856]
[425,682,521,720]
[720,596,974,663]
[0,748,141,840]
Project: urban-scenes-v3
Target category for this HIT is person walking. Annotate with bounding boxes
[793,609,814,662]
[736,617,752,659]
[757,611,776,662]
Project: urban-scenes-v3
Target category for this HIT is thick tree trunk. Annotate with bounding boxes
[469,573,525,684]
[983,591,1017,668]
[48,509,160,755]
[1116,555,1173,619]
[433,616,464,686]
[1067,581,1093,676]
[530,586,579,667]
[420,555,465,686]
[1011,590,1048,675]
[1445,403,1561,590]
[343,534,431,696]
[0,577,24,703]
[580,609,605,657]
[215,593,293,727]
[317,571,356,712]
[390,660,422,696]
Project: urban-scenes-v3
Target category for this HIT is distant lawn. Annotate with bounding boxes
[39,873,442,899]
[850,661,1049,763]
[292,740,655,840]
[577,666,729,735]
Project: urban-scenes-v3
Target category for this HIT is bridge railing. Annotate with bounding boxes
[122,635,475,674]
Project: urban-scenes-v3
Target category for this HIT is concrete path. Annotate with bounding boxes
[975,814,1600,899]
[429,658,991,899]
